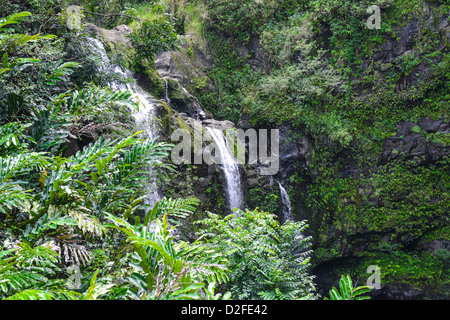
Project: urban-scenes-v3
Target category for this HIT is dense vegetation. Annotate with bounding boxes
[168,0,449,298]
[1,0,449,301]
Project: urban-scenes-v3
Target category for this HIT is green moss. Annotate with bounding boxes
[135,61,166,99]
[171,0,450,295]
[362,250,448,294]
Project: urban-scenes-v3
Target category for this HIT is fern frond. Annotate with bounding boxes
[0,12,31,30]
[156,197,200,220]
[68,208,107,238]
[56,87,137,114]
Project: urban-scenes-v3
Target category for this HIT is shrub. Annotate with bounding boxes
[196,208,317,300]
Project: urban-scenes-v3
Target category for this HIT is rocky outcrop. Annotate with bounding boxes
[131,1,450,299]
[380,118,450,165]
[236,34,268,72]
[278,125,311,180]
[155,34,214,93]
[165,79,211,120]
[357,2,449,95]
[155,51,183,81]
[84,23,133,45]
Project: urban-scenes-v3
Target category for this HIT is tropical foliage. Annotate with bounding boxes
[325,275,372,300]
[4,0,447,303]
[196,209,317,300]
[0,7,321,301]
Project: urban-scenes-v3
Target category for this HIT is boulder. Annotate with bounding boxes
[84,23,133,45]
[202,119,235,132]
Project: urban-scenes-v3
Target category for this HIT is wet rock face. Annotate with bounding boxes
[154,37,214,121]
[236,34,268,72]
[155,51,182,81]
[278,125,311,180]
[380,118,450,165]
[165,79,210,120]
[202,119,235,131]
[418,239,450,252]
[418,117,449,133]
[371,284,425,300]
[154,34,214,93]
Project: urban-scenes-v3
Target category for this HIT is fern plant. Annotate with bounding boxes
[105,197,229,300]
[28,104,74,152]
[0,242,80,300]
[196,208,317,300]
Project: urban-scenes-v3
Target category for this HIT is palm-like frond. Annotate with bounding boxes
[143,197,200,225]
[68,208,107,238]
[3,289,56,300]
[105,196,228,300]
[0,152,48,181]
[0,12,31,29]
[0,152,48,215]
[28,105,74,152]
[325,274,372,300]
[0,182,31,215]
[112,138,173,187]
[41,60,80,86]
[0,242,80,300]
[54,87,138,114]
[78,270,114,300]
[0,91,24,122]
[0,122,29,155]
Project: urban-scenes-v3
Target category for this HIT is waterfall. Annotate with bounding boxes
[120,73,161,208]
[162,77,207,120]
[206,127,243,214]
[180,86,207,120]
[277,181,294,223]
[83,37,111,75]
[163,79,171,105]
[85,37,161,208]
[85,37,241,214]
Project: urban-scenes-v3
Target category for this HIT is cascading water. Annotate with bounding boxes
[83,37,111,73]
[180,86,207,120]
[163,79,171,105]
[115,69,161,207]
[85,37,161,208]
[277,181,294,223]
[159,72,240,213]
[86,36,242,214]
[206,127,243,214]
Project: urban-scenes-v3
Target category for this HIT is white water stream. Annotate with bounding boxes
[206,127,243,214]
[85,37,161,208]
[277,180,294,223]
[86,36,245,214]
